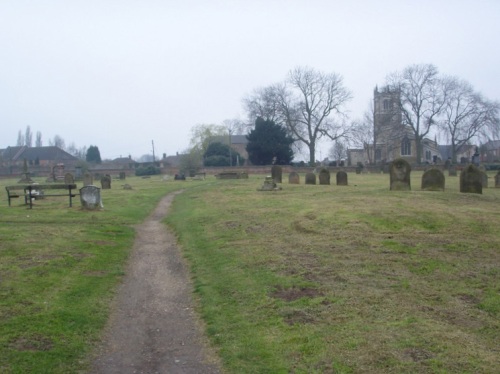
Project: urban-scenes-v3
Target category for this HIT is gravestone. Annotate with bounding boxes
[271,165,282,183]
[80,185,102,210]
[305,172,316,185]
[448,165,457,176]
[495,171,500,188]
[390,158,411,191]
[174,174,186,180]
[64,173,75,185]
[336,171,348,186]
[258,176,282,191]
[288,172,300,184]
[481,172,488,188]
[101,175,111,189]
[318,168,330,185]
[460,164,482,194]
[83,172,93,186]
[421,168,445,191]
[119,172,126,180]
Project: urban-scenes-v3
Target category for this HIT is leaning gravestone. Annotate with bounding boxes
[319,168,330,185]
[305,172,316,185]
[80,185,102,210]
[83,172,93,186]
[481,172,488,188]
[271,165,282,183]
[288,172,300,184]
[421,168,445,191]
[336,171,348,186]
[495,171,500,188]
[448,165,457,177]
[460,164,482,194]
[390,158,411,191]
[64,173,75,185]
[101,175,111,189]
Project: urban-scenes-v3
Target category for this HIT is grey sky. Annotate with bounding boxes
[1,0,499,160]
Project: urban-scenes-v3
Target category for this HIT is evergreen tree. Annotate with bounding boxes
[246,117,294,165]
[86,145,102,163]
[203,141,242,166]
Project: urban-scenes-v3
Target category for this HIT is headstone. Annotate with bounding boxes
[80,185,103,210]
[101,175,111,189]
[481,172,488,188]
[119,172,126,180]
[174,174,186,180]
[64,173,75,184]
[421,168,445,191]
[336,171,348,186]
[288,172,300,184]
[390,158,411,191]
[448,165,457,177]
[460,164,482,194]
[258,176,282,191]
[444,159,451,170]
[83,172,93,186]
[495,171,500,188]
[305,172,316,185]
[271,165,282,183]
[319,168,330,185]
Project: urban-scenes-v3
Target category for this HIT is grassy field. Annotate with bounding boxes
[1,171,499,373]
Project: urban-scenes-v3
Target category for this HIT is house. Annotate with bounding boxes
[210,135,249,165]
[481,140,500,162]
[0,146,79,167]
[438,144,476,164]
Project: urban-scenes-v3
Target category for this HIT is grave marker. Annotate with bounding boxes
[336,171,348,186]
[421,168,445,191]
[390,158,411,191]
[460,164,482,194]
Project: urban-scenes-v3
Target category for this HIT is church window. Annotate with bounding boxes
[383,100,390,110]
[375,148,382,161]
[401,137,411,156]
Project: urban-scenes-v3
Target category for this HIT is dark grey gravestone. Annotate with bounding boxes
[271,165,282,183]
[83,172,93,186]
[101,175,111,189]
[460,164,482,194]
[421,168,445,191]
[305,172,316,185]
[495,171,500,188]
[80,186,102,210]
[390,158,411,191]
[318,168,330,185]
[448,165,457,177]
[336,171,348,186]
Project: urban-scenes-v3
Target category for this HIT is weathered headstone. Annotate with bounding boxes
[271,165,282,183]
[119,172,126,180]
[258,176,282,191]
[80,185,102,210]
[174,174,186,180]
[64,173,75,185]
[460,164,482,194]
[288,172,300,184]
[336,171,348,186]
[101,175,111,189]
[319,168,330,185]
[448,165,457,177]
[305,172,316,185]
[83,172,93,186]
[421,168,445,191]
[390,158,411,191]
[481,172,488,188]
[495,171,500,188]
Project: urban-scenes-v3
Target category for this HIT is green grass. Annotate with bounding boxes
[1,171,499,373]
[166,171,500,373]
[0,175,186,373]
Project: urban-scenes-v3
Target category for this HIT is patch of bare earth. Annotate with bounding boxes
[90,191,221,374]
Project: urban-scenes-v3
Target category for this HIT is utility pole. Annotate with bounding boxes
[152,140,156,163]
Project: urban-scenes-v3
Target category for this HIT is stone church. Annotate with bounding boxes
[348,86,441,166]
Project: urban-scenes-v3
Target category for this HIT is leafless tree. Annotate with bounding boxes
[386,64,446,164]
[35,131,43,147]
[328,139,348,165]
[49,135,66,150]
[440,76,500,163]
[349,103,375,164]
[244,66,352,165]
[24,126,33,147]
[16,130,24,146]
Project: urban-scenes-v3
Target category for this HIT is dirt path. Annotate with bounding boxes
[91,191,221,374]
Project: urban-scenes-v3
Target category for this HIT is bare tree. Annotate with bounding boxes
[440,76,500,163]
[16,130,24,146]
[386,64,446,164]
[49,135,66,150]
[350,104,375,164]
[244,66,352,165]
[35,131,43,147]
[25,126,33,147]
[328,139,348,165]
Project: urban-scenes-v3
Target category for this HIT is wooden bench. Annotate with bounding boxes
[6,184,79,209]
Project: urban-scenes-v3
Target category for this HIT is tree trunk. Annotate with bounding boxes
[309,144,316,166]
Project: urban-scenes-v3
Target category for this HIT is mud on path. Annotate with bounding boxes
[91,191,221,374]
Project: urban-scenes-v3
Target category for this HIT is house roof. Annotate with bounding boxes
[483,140,500,150]
[211,135,249,145]
[438,144,476,160]
[0,146,79,162]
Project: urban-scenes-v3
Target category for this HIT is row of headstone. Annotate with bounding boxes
[388,158,497,194]
[286,170,348,186]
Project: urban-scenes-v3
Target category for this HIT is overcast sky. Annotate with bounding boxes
[1,0,499,161]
